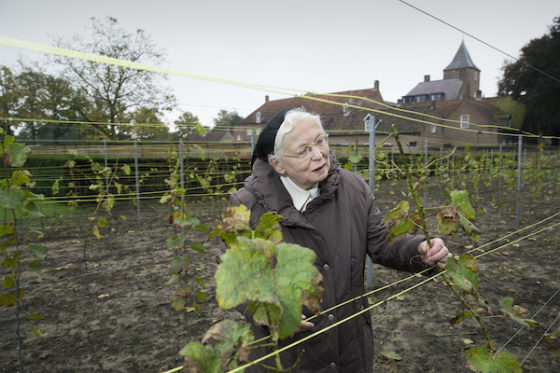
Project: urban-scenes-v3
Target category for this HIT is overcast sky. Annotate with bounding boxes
[1,0,559,127]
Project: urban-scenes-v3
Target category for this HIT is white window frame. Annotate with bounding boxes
[460,114,470,129]
[430,124,437,133]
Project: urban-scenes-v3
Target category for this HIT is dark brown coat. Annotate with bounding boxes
[230,155,428,372]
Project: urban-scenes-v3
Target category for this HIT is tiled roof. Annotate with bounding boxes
[404,78,463,100]
[444,41,480,71]
[239,87,386,132]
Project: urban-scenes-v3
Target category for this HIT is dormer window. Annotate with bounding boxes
[430,93,443,101]
[460,114,470,129]
[256,111,262,123]
[416,95,428,103]
[403,96,415,104]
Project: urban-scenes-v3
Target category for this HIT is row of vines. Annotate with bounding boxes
[1,135,560,372]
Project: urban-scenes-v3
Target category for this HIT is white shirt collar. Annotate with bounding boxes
[280,176,319,212]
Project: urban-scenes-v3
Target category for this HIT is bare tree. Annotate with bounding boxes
[54,17,176,139]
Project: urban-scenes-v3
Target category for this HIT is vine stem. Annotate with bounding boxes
[441,273,495,352]
[392,125,495,353]
[264,304,283,372]
[391,126,432,248]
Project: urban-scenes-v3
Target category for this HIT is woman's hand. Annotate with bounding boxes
[418,238,451,268]
[296,314,314,332]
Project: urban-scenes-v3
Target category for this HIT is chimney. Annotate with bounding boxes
[265,95,269,103]
[374,80,379,91]
[424,74,430,82]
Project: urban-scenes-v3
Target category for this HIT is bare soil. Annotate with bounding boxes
[1,177,559,373]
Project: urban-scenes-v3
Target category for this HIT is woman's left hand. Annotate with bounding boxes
[418,238,451,268]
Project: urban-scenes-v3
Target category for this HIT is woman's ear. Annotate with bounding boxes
[268,154,285,175]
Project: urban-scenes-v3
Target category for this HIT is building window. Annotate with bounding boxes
[430,124,437,133]
[460,114,470,129]
[430,93,443,101]
[403,96,414,104]
[474,71,479,81]
[256,112,262,123]
[416,95,428,103]
[409,141,417,147]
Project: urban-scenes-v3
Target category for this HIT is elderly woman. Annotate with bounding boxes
[230,108,450,372]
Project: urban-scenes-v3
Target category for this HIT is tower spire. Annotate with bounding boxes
[444,40,480,71]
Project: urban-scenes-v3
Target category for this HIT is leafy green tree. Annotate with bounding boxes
[15,69,46,141]
[174,111,200,138]
[213,109,243,132]
[37,74,80,140]
[498,15,560,139]
[54,16,176,139]
[0,66,20,136]
[125,106,169,140]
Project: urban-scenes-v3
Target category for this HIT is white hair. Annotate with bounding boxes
[273,108,324,157]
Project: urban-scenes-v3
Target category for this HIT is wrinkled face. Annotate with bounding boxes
[269,117,330,190]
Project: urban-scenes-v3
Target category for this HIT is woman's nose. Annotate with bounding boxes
[310,145,324,160]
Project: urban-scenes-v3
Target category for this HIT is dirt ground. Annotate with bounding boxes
[1,176,559,373]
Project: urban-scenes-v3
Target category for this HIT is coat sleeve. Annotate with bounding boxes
[364,183,428,273]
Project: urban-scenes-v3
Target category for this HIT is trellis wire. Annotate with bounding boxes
[496,288,560,355]
[520,311,560,365]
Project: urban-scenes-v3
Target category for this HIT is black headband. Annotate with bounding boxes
[251,108,293,167]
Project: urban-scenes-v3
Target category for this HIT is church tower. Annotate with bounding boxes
[443,41,481,99]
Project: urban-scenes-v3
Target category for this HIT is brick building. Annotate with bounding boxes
[202,41,524,153]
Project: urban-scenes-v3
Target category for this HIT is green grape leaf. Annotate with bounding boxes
[171,297,185,312]
[458,212,482,236]
[122,164,131,175]
[215,237,322,341]
[464,344,521,373]
[380,350,402,361]
[0,289,25,306]
[27,260,41,274]
[450,310,473,325]
[5,142,30,167]
[385,200,411,242]
[181,342,221,373]
[195,290,206,303]
[0,223,15,237]
[29,311,44,320]
[499,297,540,328]
[10,170,31,186]
[0,186,25,209]
[215,237,280,309]
[190,241,205,253]
[274,242,323,339]
[450,190,476,222]
[437,205,460,235]
[3,274,14,288]
[92,225,101,240]
[29,243,45,260]
[253,211,282,242]
[167,233,186,249]
[181,320,253,373]
[445,254,479,293]
[211,205,253,245]
[98,216,107,228]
